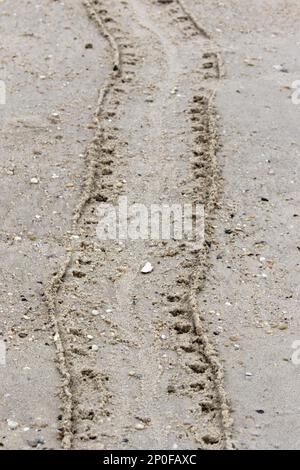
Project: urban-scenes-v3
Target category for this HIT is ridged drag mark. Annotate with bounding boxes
[155,0,210,39]
[157,1,233,450]
[202,52,226,81]
[188,93,233,449]
[176,0,210,38]
[44,0,122,449]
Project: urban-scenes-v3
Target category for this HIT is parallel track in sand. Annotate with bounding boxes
[45,0,233,450]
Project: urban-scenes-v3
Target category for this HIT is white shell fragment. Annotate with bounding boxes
[141,262,153,274]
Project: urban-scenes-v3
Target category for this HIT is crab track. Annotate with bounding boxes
[154,0,232,449]
[185,93,233,448]
[176,0,210,38]
[151,0,210,39]
[141,0,233,449]
[45,0,137,448]
[45,0,232,450]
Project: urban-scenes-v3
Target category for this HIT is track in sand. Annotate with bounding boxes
[45,0,232,450]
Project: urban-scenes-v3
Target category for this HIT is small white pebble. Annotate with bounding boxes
[141,262,153,274]
[7,419,19,430]
[30,177,39,184]
[135,423,145,430]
